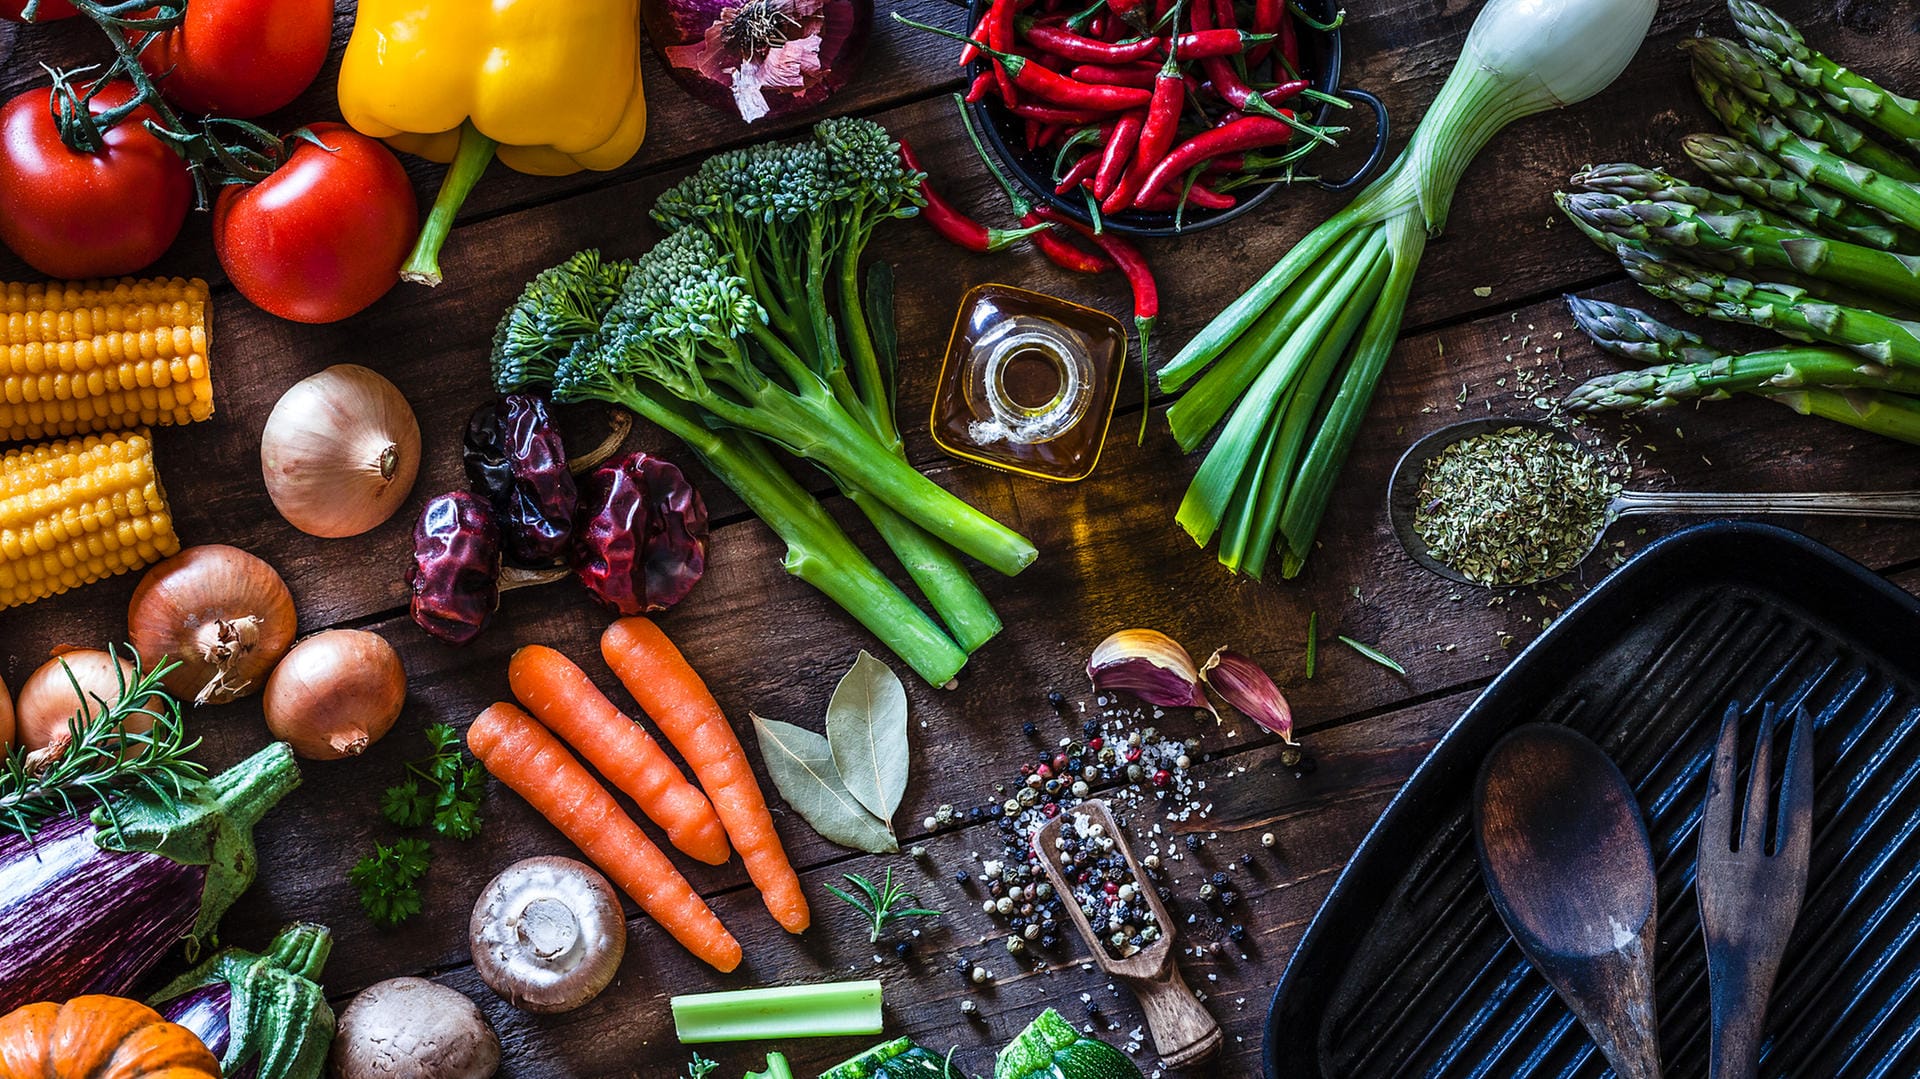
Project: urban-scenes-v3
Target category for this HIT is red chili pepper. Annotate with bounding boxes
[1247,0,1284,66]
[1170,29,1276,58]
[988,0,1020,105]
[898,138,1046,253]
[966,69,996,103]
[1024,212,1117,273]
[1101,46,1184,214]
[1070,62,1159,88]
[1280,4,1301,71]
[1134,182,1236,210]
[904,15,1155,111]
[1055,151,1100,194]
[961,9,991,66]
[1009,101,1115,125]
[1104,0,1154,32]
[1133,114,1294,206]
[1021,21,1161,64]
[1032,205,1158,441]
[1093,110,1145,201]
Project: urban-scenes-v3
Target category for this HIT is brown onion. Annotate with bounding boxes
[128,545,298,705]
[0,676,14,753]
[16,650,160,753]
[260,365,421,538]
[264,630,405,760]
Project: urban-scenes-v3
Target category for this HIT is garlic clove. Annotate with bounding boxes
[1201,648,1295,743]
[1086,629,1216,717]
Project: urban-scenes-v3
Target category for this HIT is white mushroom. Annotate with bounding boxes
[331,977,499,1079]
[469,856,626,1013]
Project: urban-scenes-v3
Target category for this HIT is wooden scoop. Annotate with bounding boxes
[1473,724,1663,1079]
[1029,798,1222,1068]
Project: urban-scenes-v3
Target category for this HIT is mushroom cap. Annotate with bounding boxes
[331,977,500,1079]
[469,855,627,1014]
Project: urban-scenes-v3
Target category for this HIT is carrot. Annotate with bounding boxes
[509,645,731,866]
[466,701,743,973]
[602,617,810,934]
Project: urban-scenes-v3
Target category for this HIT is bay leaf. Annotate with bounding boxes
[826,650,909,822]
[752,713,898,854]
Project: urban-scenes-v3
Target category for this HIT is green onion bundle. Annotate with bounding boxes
[1560,1,1920,446]
[1161,0,1657,579]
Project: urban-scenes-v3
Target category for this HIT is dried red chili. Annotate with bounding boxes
[407,491,503,646]
[463,393,577,566]
[572,451,711,616]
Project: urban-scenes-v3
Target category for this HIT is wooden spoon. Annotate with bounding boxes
[1472,724,1663,1079]
[1029,798,1222,1068]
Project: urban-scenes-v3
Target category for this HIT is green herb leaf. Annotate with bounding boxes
[380,779,431,829]
[1339,635,1406,675]
[349,837,432,929]
[754,714,898,854]
[826,651,909,823]
[828,868,941,943]
[682,1053,718,1079]
[1305,611,1319,680]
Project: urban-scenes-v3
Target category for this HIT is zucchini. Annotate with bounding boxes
[993,1010,1144,1079]
[820,1038,964,1079]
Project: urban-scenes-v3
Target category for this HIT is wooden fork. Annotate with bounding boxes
[1696,703,1814,1079]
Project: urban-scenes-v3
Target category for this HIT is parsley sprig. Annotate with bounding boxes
[353,723,487,928]
[825,867,942,944]
[380,723,486,839]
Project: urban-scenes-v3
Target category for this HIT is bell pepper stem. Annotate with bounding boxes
[402,120,499,287]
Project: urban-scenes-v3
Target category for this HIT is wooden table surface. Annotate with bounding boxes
[3,1,1917,1075]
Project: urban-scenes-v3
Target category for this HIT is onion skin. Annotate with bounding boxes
[643,0,872,124]
[263,630,405,760]
[16,650,159,753]
[128,546,298,706]
[0,676,13,753]
[260,365,421,539]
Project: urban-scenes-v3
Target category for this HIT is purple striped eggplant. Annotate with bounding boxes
[0,742,300,1012]
[152,922,336,1079]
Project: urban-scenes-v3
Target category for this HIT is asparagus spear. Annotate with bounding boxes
[1618,246,1920,368]
[1557,190,1920,304]
[1772,387,1920,444]
[1727,0,1920,156]
[1679,134,1916,252]
[1682,36,1920,184]
[1695,71,1920,234]
[1571,162,1790,224]
[1564,296,1920,408]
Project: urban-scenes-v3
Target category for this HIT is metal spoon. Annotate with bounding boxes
[1474,724,1663,1079]
[1388,417,1920,586]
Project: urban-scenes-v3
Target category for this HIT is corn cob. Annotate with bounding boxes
[0,277,213,443]
[0,428,180,608]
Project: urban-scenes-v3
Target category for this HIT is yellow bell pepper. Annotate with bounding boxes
[337,0,649,286]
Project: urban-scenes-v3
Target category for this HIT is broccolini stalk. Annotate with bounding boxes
[1557,190,1920,304]
[1563,295,1920,445]
[1728,0,1920,157]
[654,124,1005,652]
[1682,36,1920,185]
[1618,246,1920,369]
[491,252,969,687]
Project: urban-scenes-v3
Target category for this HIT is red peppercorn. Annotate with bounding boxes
[1151,769,1171,787]
[1044,802,1062,818]
[1053,753,1070,771]
[1037,764,1053,779]
[1104,882,1120,895]
[1126,747,1142,762]
[1088,737,1104,751]
[1020,763,1034,776]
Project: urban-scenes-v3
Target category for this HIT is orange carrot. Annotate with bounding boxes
[466,701,743,973]
[602,617,810,934]
[508,645,731,866]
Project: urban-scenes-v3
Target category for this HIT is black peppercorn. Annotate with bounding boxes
[895,941,912,959]
[1228,924,1247,942]
[1221,890,1240,908]
[1022,721,1038,736]
[1048,690,1067,710]
[1210,872,1230,887]
[1082,719,1099,736]
[955,870,970,884]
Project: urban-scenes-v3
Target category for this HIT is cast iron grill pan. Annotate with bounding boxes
[1263,521,1920,1077]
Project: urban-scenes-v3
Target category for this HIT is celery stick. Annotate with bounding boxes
[671,981,884,1043]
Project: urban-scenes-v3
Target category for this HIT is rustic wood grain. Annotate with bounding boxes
[0,0,1914,1074]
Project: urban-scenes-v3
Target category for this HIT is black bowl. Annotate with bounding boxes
[963,0,1387,236]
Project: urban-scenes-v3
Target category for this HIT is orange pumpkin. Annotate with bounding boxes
[0,995,219,1079]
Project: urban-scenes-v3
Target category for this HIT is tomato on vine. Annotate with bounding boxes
[136,0,335,118]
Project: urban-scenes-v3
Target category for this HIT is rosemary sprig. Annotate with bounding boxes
[1339,635,1406,675]
[0,646,202,840]
[825,867,942,944]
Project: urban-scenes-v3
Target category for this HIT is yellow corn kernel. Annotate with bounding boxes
[0,277,214,442]
[0,428,178,609]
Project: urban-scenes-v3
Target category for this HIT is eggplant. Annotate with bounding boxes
[0,742,300,1011]
[152,922,336,1079]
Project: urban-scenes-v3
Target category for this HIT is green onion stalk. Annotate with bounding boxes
[1562,294,1920,444]
[1161,0,1657,578]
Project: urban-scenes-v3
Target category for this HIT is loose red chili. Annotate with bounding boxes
[1093,110,1145,201]
[1032,205,1158,441]
[898,138,1048,253]
[1026,213,1117,274]
[1132,114,1294,206]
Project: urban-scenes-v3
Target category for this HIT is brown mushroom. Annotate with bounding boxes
[330,977,499,1079]
[469,856,626,1013]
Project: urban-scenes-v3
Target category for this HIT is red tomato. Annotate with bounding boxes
[214,123,419,324]
[0,82,192,279]
[138,0,334,118]
[0,0,77,20]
